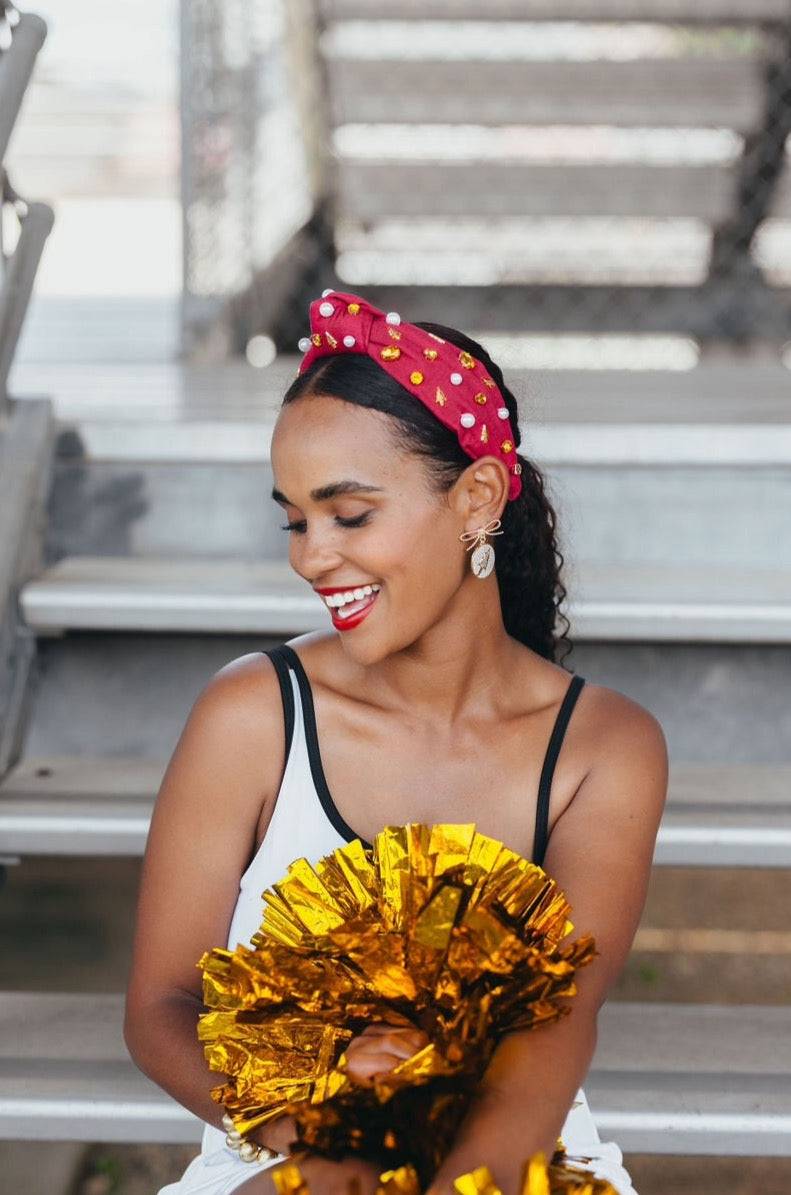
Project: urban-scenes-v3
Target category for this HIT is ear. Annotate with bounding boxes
[450,455,510,528]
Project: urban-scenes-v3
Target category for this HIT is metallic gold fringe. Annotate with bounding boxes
[271,1157,618,1195]
[199,824,596,1184]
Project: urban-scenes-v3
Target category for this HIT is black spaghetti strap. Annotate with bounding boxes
[262,646,296,760]
[532,674,586,868]
[274,645,369,848]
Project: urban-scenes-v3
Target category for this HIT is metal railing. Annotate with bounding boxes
[0,4,53,413]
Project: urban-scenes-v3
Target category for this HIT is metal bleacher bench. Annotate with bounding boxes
[1,993,790,1156]
[2,754,791,869]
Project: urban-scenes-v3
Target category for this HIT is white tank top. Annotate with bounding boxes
[187,648,634,1195]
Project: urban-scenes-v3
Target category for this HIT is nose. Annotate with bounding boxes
[289,523,344,584]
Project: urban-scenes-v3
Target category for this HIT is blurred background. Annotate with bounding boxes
[2,2,791,1194]
[8,0,791,378]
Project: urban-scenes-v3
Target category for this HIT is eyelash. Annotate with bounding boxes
[280,512,372,534]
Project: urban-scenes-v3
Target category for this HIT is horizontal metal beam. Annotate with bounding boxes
[320,1,791,22]
[356,283,791,342]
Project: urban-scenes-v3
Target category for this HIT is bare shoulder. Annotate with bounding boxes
[154,648,291,827]
[189,649,285,741]
[577,681,667,768]
[558,679,668,837]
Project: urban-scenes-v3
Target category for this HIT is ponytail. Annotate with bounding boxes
[497,453,569,662]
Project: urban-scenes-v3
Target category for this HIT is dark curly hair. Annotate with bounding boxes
[282,323,569,662]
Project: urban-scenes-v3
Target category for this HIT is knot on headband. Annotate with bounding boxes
[298,291,522,501]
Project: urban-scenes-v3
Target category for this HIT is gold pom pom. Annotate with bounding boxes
[410,371,424,385]
[199,825,595,1186]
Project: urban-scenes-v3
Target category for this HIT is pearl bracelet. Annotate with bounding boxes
[223,1113,279,1164]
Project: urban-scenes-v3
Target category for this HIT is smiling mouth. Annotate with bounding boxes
[320,584,381,613]
[317,584,381,628]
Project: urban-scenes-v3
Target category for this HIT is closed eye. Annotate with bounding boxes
[280,511,372,534]
[336,511,372,529]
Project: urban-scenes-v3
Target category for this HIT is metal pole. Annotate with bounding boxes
[0,13,47,165]
[178,0,193,357]
[0,199,54,403]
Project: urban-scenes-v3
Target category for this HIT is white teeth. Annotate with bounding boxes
[323,585,380,610]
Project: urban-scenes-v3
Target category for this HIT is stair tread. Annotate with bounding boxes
[1,757,790,864]
[14,360,791,424]
[20,556,791,642]
[1,993,789,1150]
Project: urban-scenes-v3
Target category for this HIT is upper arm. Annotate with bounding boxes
[543,688,668,1008]
[126,652,287,1019]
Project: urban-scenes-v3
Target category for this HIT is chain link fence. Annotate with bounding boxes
[181,1,791,366]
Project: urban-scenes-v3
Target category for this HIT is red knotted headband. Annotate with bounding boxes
[298,291,522,501]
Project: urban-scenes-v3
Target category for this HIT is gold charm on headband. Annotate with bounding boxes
[460,519,503,580]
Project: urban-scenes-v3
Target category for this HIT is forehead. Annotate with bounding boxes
[271,393,427,490]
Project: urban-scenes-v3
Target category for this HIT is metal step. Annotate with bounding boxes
[325,56,763,133]
[20,555,791,643]
[2,756,789,865]
[10,361,791,444]
[1,992,789,1154]
[321,2,790,22]
[18,360,791,570]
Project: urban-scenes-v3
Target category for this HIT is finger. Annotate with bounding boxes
[347,1035,425,1061]
[356,1025,429,1051]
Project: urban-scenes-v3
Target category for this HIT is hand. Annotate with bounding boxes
[254,1151,383,1195]
[345,1023,430,1086]
[252,1114,298,1157]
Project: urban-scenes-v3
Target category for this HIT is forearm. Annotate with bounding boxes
[125,991,226,1129]
[428,1011,598,1195]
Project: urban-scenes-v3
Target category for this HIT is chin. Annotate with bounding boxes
[337,632,395,668]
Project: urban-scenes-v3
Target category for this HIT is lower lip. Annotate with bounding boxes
[328,592,379,631]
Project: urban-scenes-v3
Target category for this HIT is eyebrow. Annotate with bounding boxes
[271,480,385,505]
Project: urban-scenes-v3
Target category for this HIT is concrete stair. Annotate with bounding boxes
[3,992,790,1156]
[3,756,791,866]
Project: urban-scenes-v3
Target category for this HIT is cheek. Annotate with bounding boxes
[397,515,466,592]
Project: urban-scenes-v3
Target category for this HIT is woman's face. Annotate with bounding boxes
[271,393,470,662]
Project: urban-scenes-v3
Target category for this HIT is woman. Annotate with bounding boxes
[125,292,667,1195]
